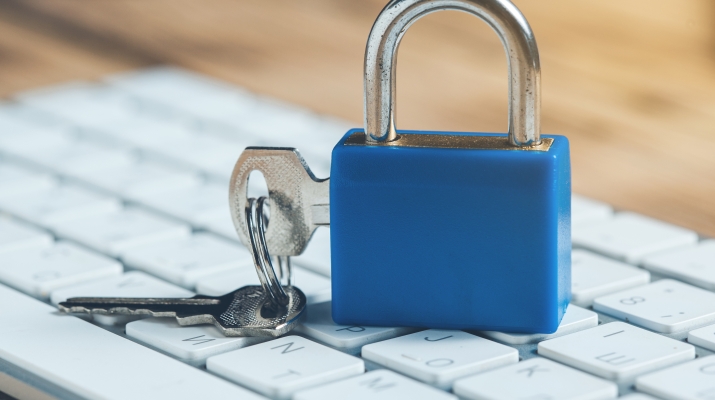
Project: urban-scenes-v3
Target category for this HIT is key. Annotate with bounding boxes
[206,335,364,400]
[126,318,269,367]
[688,324,715,352]
[593,279,715,333]
[0,216,53,254]
[58,284,307,337]
[0,284,267,400]
[361,329,518,390]
[52,207,191,257]
[122,233,253,289]
[642,240,715,291]
[572,212,698,264]
[571,249,651,307]
[196,264,331,304]
[294,301,414,355]
[0,242,122,299]
[452,357,618,400]
[50,271,194,326]
[537,322,694,384]
[293,369,457,400]
[572,194,613,226]
[229,148,329,258]
[481,304,598,345]
[0,183,121,227]
[635,355,715,400]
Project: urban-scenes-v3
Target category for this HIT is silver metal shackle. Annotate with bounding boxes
[364,0,541,146]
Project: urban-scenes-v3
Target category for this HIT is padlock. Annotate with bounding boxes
[229,0,571,334]
[329,0,571,333]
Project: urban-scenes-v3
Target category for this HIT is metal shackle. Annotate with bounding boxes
[364,0,541,146]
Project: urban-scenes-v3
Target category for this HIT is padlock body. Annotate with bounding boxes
[330,130,571,333]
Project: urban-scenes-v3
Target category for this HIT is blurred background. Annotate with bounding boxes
[0,0,713,236]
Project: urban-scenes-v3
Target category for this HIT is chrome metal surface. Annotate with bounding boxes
[229,147,330,256]
[246,196,290,307]
[58,285,307,337]
[364,0,541,146]
[345,131,553,151]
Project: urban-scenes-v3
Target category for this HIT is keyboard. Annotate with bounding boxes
[0,67,713,400]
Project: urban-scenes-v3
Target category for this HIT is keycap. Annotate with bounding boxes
[537,322,694,383]
[0,216,53,254]
[482,304,598,345]
[572,212,698,264]
[52,208,191,257]
[293,227,331,277]
[593,279,715,333]
[293,369,457,400]
[206,335,364,400]
[361,329,518,390]
[618,395,659,400]
[71,157,201,198]
[59,284,306,337]
[0,183,121,227]
[133,181,227,226]
[0,162,56,197]
[196,265,331,304]
[571,249,651,307]
[126,318,269,366]
[642,240,715,291]
[635,355,715,400]
[122,233,253,289]
[50,271,194,325]
[0,242,122,299]
[452,357,618,400]
[572,194,613,225]
[688,324,715,352]
[294,301,414,354]
[0,284,266,400]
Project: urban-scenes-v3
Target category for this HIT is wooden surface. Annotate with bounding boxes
[0,0,714,235]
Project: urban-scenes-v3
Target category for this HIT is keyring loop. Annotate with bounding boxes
[245,196,290,307]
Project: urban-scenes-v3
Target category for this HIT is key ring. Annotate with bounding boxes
[245,196,291,307]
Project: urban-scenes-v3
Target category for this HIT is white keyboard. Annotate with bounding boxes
[0,67,713,400]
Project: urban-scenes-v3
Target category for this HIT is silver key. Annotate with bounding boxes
[59,285,306,337]
[229,147,329,257]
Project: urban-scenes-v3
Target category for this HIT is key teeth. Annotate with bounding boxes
[58,303,177,318]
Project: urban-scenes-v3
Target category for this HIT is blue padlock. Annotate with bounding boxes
[329,0,571,333]
[229,0,570,335]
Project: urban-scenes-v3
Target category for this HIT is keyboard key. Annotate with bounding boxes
[452,357,618,400]
[0,183,121,227]
[126,318,269,366]
[537,322,694,383]
[482,304,598,345]
[572,212,698,264]
[294,301,414,354]
[293,369,457,400]
[593,279,715,333]
[293,227,331,277]
[0,284,266,400]
[202,213,240,241]
[361,329,518,390]
[0,242,122,299]
[207,335,364,400]
[642,240,715,291]
[133,181,227,226]
[49,271,193,326]
[52,208,191,257]
[196,265,331,304]
[636,355,715,400]
[122,233,253,289]
[571,249,651,307]
[71,157,201,198]
[618,395,659,400]
[688,324,715,352]
[572,194,613,225]
[0,217,52,254]
[0,162,56,197]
